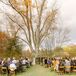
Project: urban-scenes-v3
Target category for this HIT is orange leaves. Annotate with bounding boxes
[0,32,8,57]
[0,32,7,41]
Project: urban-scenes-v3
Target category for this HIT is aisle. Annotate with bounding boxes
[17,65,56,76]
[17,65,76,76]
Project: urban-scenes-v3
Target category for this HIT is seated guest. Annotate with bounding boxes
[9,61,17,74]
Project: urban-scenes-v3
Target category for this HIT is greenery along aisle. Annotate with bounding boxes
[16,65,76,76]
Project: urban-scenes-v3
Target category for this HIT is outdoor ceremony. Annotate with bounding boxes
[0,0,76,76]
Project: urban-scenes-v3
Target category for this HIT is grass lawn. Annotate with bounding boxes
[16,65,76,76]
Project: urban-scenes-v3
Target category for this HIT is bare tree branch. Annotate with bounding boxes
[0,0,10,6]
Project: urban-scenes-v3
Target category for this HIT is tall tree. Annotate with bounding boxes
[0,0,57,56]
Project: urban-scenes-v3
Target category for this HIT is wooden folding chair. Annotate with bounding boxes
[1,67,8,76]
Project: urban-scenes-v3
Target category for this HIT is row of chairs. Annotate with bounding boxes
[0,66,16,76]
[58,65,76,74]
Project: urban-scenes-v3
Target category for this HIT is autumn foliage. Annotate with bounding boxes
[0,32,8,57]
[10,0,32,16]
[0,31,22,58]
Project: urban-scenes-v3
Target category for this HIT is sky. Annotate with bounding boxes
[0,0,76,45]
[57,0,76,44]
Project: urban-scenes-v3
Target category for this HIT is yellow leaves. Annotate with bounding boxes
[10,0,19,10]
[24,0,32,6]
[63,45,76,57]
[10,0,16,3]
[18,10,27,16]
[10,0,17,5]
[10,0,32,16]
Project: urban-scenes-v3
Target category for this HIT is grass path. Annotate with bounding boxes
[17,65,76,76]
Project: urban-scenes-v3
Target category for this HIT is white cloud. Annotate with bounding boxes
[0,0,76,44]
[56,0,76,43]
